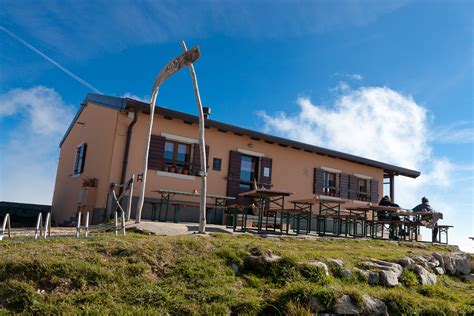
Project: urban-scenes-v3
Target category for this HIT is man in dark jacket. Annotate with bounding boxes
[413,197,439,242]
[378,195,402,240]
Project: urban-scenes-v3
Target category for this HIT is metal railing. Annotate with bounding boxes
[34,212,51,240]
[110,174,135,236]
[0,213,11,240]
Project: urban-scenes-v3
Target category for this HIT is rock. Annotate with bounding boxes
[309,296,326,313]
[333,295,361,315]
[427,261,439,269]
[362,259,403,277]
[231,263,239,274]
[433,267,445,275]
[442,253,471,275]
[398,257,414,267]
[246,252,282,265]
[406,264,437,285]
[368,272,380,285]
[460,274,474,282]
[379,270,399,287]
[341,268,353,279]
[362,295,388,315]
[412,255,428,263]
[432,252,445,269]
[329,258,344,269]
[306,261,329,276]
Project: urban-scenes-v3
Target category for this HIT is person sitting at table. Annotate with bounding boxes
[412,197,439,243]
[378,195,402,240]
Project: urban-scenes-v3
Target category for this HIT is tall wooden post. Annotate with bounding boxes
[181,40,207,234]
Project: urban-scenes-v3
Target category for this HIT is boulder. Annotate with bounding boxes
[329,258,344,269]
[379,270,399,287]
[442,253,471,275]
[306,261,329,276]
[246,252,282,265]
[412,255,428,263]
[361,259,403,277]
[368,271,380,285]
[309,296,326,313]
[398,257,414,267]
[427,260,439,269]
[433,267,445,275]
[362,295,388,315]
[460,274,474,282]
[432,252,445,268]
[333,295,361,315]
[406,264,437,285]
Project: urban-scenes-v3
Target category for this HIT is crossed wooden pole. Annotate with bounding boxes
[135,41,208,233]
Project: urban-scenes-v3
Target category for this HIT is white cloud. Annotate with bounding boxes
[0,86,74,204]
[430,121,474,144]
[121,92,148,103]
[259,86,473,251]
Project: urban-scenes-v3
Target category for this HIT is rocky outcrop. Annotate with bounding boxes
[362,295,388,315]
[406,264,437,285]
[442,253,471,275]
[333,295,361,315]
[305,260,329,276]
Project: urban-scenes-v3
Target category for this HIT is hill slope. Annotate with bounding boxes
[1,233,473,314]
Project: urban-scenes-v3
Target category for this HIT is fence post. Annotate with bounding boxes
[76,212,82,238]
[121,210,126,236]
[44,212,51,239]
[114,211,118,236]
[85,211,90,238]
[126,174,135,221]
[35,213,43,240]
[0,213,11,240]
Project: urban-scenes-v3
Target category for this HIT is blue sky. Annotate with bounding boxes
[0,0,472,250]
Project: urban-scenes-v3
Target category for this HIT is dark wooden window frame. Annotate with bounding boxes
[73,142,87,175]
[163,140,192,174]
[356,177,371,201]
[212,157,222,171]
[323,171,340,197]
[239,154,259,190]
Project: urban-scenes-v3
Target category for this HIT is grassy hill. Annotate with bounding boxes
[1,232,473,315]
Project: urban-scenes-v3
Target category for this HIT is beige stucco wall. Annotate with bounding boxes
[51,104,120,224]
[52,102,385,224]
[118,110,384,208]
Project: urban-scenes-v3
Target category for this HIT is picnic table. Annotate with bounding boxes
[150,189,235,223]
[235,188,294,233]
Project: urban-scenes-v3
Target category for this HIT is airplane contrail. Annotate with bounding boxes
[0,26,103,94]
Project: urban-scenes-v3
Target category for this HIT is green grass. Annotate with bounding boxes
[0,233,472,314]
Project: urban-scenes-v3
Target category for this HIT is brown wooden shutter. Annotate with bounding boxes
[226,150,242,200]
[370,179,379,203]
[313,168,324,195]
[259,157,272,188]
[340,173,349,199]
[148,135,166,171]
[192,144,210,176]
[349,175,358,200]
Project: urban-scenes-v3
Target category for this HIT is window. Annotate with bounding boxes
[73,143,87,175]
[323,172,339,196]
[212,158,222,171]
[239,155,258,191]
[357,178,370,201]
[164,140,191,174]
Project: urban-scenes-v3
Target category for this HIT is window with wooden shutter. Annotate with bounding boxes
[73,143,87,175]
[313,168,324,195]
[259,157,272,188]
[348,175,358,200]
[226,150,242,199]
[148,135,166,171]
[340,173,349,198]
[370,179,379,203]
